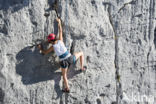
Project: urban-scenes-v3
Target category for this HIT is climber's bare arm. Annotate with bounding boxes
[38,45,54,55]
[56,18,63,41]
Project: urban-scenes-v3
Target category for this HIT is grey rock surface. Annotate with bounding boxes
[0,0,155,104]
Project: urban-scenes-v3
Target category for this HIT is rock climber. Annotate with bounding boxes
[37,18,86,93]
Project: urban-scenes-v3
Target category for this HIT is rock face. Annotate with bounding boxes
[0,0,155,104]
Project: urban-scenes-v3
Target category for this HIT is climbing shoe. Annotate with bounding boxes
[62,88,70,93]
[80,66,87,72]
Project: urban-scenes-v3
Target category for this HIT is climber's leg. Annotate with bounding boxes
[61,68,69,92]
[74,51,85,70]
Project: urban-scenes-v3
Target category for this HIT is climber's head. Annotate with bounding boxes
[47,33,56,43]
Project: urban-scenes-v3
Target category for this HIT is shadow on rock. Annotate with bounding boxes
[16,46,60,85]
[67,64,82,79]
[16,46,64,98]
[0,0,30,12]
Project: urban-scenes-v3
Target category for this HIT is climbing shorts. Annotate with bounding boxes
[60,55,76,69]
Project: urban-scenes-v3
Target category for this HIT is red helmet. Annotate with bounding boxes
[47,33,56,42]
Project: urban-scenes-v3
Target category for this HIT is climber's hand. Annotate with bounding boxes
[37,44,42,50]
[56,18,61,23]
[37,44,45,55]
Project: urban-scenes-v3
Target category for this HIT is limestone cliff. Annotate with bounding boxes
[0,0,155,104]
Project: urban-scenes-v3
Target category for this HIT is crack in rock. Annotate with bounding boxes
[147,47,152,71]
[154,28,156,49]
[107,6,116,36]
[107,4,122,104]
[118,0,136,13]
[70,41,75,54]
[148,0,155,41]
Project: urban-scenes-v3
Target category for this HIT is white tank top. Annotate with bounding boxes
[53,40,71,60]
